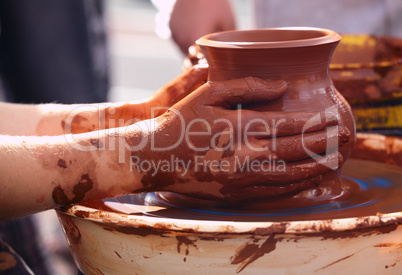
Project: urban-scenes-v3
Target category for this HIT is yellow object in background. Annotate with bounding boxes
[330,34,402,136]
[352,101,402,131]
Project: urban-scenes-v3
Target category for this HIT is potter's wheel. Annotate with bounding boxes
[103,159,402,222]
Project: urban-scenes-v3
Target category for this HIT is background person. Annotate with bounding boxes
[169,0,402,55]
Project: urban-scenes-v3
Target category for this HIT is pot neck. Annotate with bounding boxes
[201,42,339,83]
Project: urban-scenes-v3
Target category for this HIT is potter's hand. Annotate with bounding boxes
[128,77,349,202]
[44,65,208,135]
[93,65,208,131]
[146,65,208,116]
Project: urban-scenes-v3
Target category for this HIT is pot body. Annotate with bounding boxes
[197,28,356,163]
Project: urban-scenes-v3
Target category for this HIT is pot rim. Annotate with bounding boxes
[196,27,342,49]
[58,204,402,235]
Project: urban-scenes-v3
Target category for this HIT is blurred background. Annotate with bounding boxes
[106,0,183,102]
[106,0,251,102]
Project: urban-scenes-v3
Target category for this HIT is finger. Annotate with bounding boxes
[151,65,209,108]
[221,151,342,187]
[231,109,339,138]
[249,126,351,162]
[222,176,321,201]
[205,77,287,108]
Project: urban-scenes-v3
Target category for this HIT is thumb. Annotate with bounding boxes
[205,77,287,108]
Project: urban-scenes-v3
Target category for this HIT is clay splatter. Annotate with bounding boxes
[231,235,280,273]
[176,236,197,256]
[315,253,355,272]
[52,174,93,206]
[57,159,68,169]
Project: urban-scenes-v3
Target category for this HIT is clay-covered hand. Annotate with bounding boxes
[146,65,208,116]
[127,77,350,202]
[64,65,208,134]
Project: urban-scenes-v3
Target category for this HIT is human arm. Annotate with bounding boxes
[0,65,207,137]
[170,0,236,54]
[0,131,138,220]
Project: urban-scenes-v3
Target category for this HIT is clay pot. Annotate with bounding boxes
[196,28,356,163]
[188,34,402,136]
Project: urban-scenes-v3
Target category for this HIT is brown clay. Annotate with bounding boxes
[42,30,358,210]
[128,76,351,202]
[193,28,356,201]
[351,133,402,167]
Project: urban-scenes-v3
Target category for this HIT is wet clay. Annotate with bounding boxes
[52,174,94,206]
[41,29,357,206]
[100,159,402,222]
[231,235,279,273]
[350,133,402,167]
[196,28,355,157]
[198,28,355,201]
[127,77,350,202]
[128,28,355,202]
